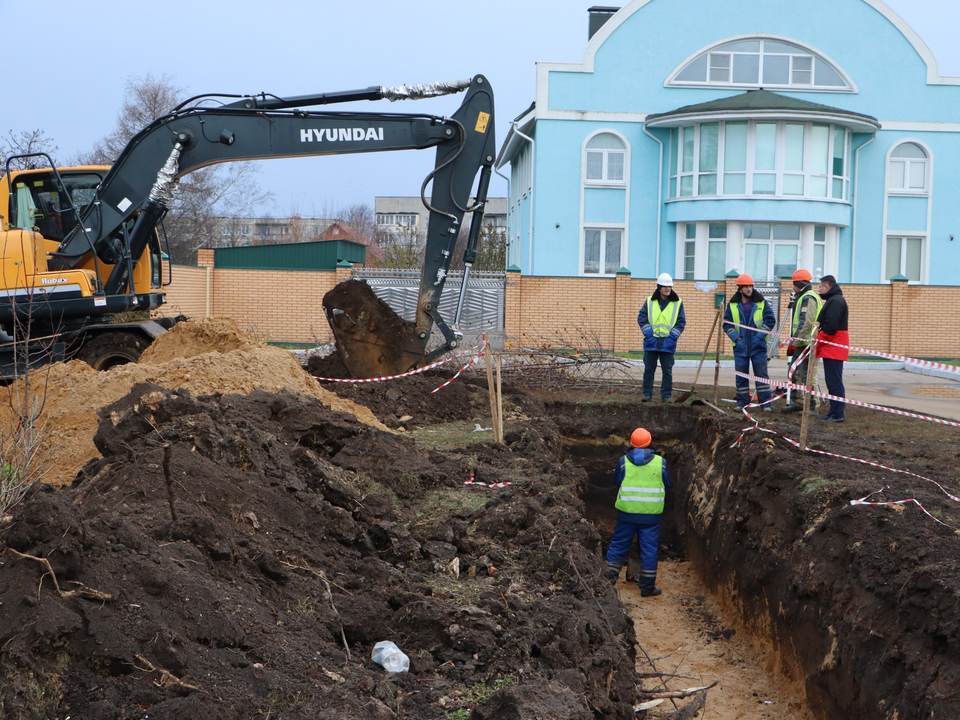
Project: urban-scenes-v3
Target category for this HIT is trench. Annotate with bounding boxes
[547,401,848,720]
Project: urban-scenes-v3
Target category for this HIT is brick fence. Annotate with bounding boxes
[159,253,960,358]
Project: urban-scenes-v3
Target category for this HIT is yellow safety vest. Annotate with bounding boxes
[791,289,823,346]
[615,455,665,515]
[729,300,766,346]
[646,298,682,338]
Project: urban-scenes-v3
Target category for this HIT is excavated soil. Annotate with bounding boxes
[0,323,959,719]
[0,319,387,488]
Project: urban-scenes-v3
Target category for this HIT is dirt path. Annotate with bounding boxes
[621,559,815,720]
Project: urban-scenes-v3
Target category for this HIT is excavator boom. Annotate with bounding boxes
[43,75,496,377]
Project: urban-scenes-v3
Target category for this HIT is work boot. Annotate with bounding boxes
[661,396,672,404]
[780,403,801,414]
[640,586,662,597]
[641,396,652,403]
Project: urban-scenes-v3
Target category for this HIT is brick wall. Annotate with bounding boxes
[160,264,209,319]
[505,272,960,359]
[159,262,960,358]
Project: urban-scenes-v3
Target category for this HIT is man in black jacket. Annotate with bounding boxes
[816,275,849,423]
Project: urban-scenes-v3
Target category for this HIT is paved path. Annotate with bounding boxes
[663,359,960,422]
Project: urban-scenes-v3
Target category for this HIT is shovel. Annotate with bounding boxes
[675,307,723,403]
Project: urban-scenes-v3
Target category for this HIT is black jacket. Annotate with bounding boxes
[818,284,848,336]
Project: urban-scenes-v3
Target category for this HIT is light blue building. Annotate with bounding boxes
[497,0,960,286]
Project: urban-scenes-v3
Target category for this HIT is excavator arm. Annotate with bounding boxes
[49,75,496,377]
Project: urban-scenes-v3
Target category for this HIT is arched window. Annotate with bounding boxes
[887,142,928,194]
[584,133,625,184]
[669,38,853,91]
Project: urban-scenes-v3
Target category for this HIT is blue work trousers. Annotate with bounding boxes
[643,351,675,400]
[606,515,661,591]
[734,350,772,408]
[822,358,845,419]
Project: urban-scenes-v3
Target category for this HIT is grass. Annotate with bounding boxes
[414,488,489,525]
[409,420,493,451]
[800,476,836,494]
[442,673,519,718]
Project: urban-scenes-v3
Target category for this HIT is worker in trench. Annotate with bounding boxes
[605,428,671,597]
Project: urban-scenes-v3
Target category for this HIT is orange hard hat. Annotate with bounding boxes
[792,269,812,282]
[736,274,754,286]
[631,427,652,448]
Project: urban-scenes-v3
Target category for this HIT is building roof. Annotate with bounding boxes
[645,90,879,132]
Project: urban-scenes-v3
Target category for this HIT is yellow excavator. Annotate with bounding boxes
[0,75,496,379]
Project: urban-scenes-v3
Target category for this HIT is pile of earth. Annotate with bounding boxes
[0,351,642,719]
[306,350,537,430]
[0,318,387,488]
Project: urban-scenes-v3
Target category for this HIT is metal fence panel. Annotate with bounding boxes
[351,269,505,340]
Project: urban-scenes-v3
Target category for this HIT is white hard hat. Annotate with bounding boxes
[657,273,674,287]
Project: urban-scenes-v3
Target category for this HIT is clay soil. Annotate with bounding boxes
[0,322,958,720]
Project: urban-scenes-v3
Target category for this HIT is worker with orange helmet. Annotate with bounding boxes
[605,427,671,597]
[782,268,823,414]
[722,274,776,411]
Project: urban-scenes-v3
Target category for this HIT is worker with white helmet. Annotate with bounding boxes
[636,273,685,403]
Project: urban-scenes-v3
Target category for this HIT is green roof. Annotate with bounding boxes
[213,239,366,271]
[646,90,878,129]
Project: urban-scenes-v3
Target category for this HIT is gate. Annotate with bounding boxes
[350,268,506,342]
[753,281,785,358]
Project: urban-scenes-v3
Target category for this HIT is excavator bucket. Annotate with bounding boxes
[322,279,428,379]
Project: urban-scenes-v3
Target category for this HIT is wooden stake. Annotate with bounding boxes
[482,334,500,444]
[676,307,721,402]
[713,302,725,405]
[798,324,820,451]
[495,352,504,443]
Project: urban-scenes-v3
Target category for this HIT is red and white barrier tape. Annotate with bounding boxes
[731,368,960,429]
[731,426,959,527]
[431,348,485,394]
[464,471,510,489]
[314,343,483,384]
[850,487,951,528]
[722,319,960,376]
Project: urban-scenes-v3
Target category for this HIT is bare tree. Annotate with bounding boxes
[448,222,507,272]
[77,74,272,265]
[374,220,425,268]
[0,129,59,171]
[339,203,375,242]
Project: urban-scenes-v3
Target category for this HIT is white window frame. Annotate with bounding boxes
[887,142,929,195]
[881,139,933,284]
[883,236,926,283]
[580,226,625,277]
[583,131,628,187]
[668,120,850,202]
[667,35,855,92]
[680,221,835,283]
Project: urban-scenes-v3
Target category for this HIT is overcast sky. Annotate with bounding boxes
[2,0,956,217]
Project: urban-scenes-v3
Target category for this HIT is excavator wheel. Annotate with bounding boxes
[78,331,148,371]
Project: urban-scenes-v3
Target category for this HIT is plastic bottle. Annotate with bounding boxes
[371,640,409,673]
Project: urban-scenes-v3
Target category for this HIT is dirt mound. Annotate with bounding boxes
[307,351,543,430]
[0,319,387,488]
[0,384,641,719]
[139,317,256,363]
